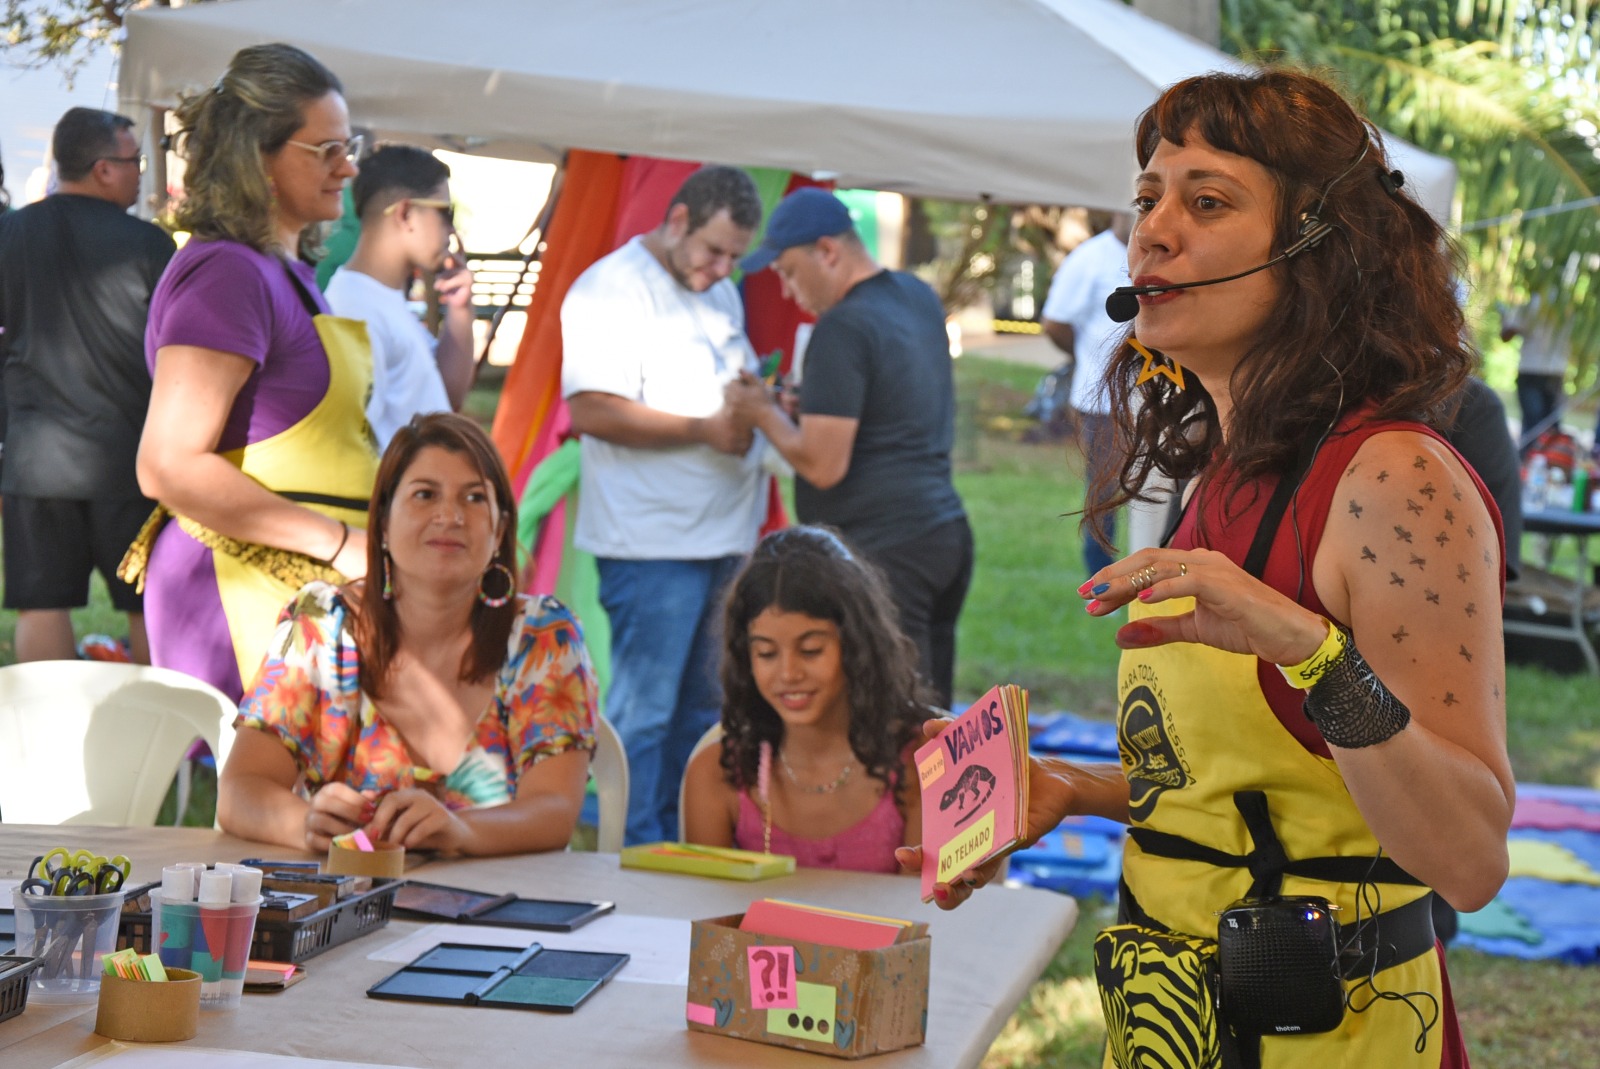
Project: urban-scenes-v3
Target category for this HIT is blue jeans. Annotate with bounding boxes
[596,554,743,846]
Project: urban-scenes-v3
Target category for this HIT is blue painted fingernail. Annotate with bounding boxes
[1091,583,1110,596]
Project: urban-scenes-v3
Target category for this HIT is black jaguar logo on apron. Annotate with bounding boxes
[1119,680,1192,821]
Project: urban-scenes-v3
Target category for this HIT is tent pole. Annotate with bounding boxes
[477,157,569,368]
[144,106,169,222]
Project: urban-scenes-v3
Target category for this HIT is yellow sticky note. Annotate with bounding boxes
[936,809,996,884]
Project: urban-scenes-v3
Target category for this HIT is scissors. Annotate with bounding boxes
[21,850,130,896]
[21,849,131,982]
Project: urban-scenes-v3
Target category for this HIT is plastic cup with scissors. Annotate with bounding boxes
[15,850,129,1002]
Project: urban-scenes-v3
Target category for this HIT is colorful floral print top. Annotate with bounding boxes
[237,581,598,810]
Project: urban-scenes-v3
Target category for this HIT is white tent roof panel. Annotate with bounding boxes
[122,0,1454,217]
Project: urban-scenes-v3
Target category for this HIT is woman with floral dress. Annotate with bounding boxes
[219,413,598,855]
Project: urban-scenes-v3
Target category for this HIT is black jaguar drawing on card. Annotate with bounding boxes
[939,764,996,826]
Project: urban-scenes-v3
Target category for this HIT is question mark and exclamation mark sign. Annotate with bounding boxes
[747,945,796,1007]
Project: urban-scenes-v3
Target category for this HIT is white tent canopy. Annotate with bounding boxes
[121,0,1455,218]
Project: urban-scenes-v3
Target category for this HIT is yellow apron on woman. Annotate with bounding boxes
[217,321,376,689]
[1110,596,1443,1068]
[122,261,378,689]
[1102,450,1447,1069]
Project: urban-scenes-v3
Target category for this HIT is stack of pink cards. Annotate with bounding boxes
[916,684,1030,901]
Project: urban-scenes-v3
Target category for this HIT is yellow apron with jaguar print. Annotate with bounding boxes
[214,308,377,687]
[1107,595,1443,1069]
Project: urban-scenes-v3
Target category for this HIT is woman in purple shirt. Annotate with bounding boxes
[126,44,377,701]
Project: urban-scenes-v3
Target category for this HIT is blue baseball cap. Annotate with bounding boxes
[739,188,854,273]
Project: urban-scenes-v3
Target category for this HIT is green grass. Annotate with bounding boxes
[3,353,1597,1063]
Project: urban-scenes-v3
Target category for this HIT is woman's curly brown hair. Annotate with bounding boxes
[1087,68,1472,536]
[718,526,931,801]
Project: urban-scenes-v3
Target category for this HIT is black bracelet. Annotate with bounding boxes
[1302,631,1412,748]
[323,520,350,566]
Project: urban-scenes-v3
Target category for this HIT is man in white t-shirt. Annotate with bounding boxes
[325,145,475,449]
[561,165,766,845]
[1040,212,1134,577]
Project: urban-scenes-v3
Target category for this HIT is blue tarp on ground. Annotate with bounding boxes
[1456,785,1600,963]
[1014,714,1600,963]
[1009,713,1123,898]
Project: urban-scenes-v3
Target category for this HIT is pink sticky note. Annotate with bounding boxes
[352,829,374,852]
[746,944,798,1009]
[685,1001,717,1026]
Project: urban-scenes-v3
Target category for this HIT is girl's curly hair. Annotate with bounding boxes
[1087,68,1471,537]
[718,526,931,801]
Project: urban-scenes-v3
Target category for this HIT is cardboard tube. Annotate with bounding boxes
[228,868,263,903]
[95,968,202,1042]
[326,840,404,878]
[154,899,193,971]
[198,871,232,906]
[161,866,195,903]
[221,902,260,977]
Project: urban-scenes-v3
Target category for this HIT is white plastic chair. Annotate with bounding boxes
[677,723,725,841]
[588,714,629,853]
[0,660,236,826]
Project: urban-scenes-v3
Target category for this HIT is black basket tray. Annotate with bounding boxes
[0,955,41,1025]
[119,879,400,965]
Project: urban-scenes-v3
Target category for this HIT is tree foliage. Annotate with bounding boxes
[1223,0,1600,383]
[1,1,194,79]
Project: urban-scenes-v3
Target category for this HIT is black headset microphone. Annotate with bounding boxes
[1104,214,1337,324]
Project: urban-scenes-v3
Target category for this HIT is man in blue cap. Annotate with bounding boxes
[727,188,971,707]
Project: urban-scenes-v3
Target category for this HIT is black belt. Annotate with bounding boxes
[279,490,370,512]
[1119,877,1437,980]
[1333,888,1438,979]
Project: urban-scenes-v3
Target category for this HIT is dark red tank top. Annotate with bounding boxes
[1168,414,1506,758]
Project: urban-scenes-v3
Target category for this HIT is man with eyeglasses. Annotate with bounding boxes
[325,144,474,450]
[0,107,175,662]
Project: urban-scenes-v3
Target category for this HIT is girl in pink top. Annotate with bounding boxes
[682,526,928,873]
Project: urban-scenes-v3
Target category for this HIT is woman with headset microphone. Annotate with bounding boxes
[901,69,1510,1068]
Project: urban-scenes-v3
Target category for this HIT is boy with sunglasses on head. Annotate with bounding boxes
[325,144,474,449]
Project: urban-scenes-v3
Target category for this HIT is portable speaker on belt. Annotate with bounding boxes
[1217,896,1345,1036]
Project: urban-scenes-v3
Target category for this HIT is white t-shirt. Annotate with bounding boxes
[560,236,764,559]
[1500,294,1573,377]
[325,266,452,450]
[1040,229,1131,415]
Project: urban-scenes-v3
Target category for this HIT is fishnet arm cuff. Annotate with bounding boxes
[1302,631,1411,748]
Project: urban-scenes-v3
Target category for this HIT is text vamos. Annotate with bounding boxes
[943,701,1007,764]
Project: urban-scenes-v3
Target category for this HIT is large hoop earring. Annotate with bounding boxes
[478,561,515,608]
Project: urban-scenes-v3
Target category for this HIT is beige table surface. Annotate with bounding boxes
[0,825,1077,1069]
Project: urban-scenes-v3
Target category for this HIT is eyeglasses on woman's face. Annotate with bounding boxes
[284,133,365,167]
